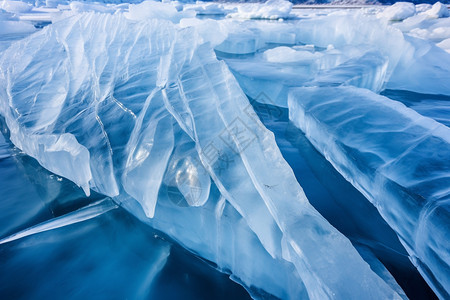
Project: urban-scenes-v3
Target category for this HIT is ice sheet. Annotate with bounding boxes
[289,86,450,299]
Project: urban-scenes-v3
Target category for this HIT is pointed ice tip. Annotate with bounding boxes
[143,203,156,219]
[0,199,117,245]
[82,184,91,197]
[144,208,156,219]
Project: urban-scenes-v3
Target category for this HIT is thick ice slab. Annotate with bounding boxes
[289,86,450,299]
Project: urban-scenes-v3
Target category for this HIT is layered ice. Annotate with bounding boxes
[289,86,450,299]
[0,12,405,299]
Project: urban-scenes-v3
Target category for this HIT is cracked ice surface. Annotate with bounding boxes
[0,12,404,299]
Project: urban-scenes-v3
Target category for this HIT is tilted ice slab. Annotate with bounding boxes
[289,86,450,299]
[0,12,403,299]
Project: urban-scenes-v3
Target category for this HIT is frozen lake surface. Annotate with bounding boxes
[0,1,449,299]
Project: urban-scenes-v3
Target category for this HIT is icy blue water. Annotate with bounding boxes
[381,90,450,127]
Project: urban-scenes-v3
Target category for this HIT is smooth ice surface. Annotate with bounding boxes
[382,89,450,127]
[1,208,171,299]
[289,86,450,299]
[0,12,405,299]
